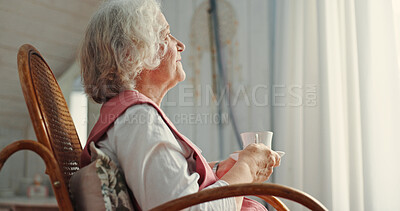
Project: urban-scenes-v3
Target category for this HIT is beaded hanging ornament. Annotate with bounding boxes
[189,0,241,104]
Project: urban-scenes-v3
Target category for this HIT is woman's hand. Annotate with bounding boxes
[218,144,281,210]
[236,144,281,183]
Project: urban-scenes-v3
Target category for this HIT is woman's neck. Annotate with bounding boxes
[135,84,167,107]
[134,68,179,106]
[134,71,171,106]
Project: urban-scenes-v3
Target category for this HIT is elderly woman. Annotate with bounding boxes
[79,0,280,210]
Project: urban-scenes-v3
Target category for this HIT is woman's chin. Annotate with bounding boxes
[180,73,186,82]
[177,71,186,82]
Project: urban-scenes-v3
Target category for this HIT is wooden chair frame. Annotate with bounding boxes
[0,44,328,211]
[150,183,327,211]
[0,140,72,209]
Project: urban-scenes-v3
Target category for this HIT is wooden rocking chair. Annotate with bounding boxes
[0,44,327,211]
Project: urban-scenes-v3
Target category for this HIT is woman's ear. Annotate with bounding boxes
[159,41,168,56]
[125,49,133,62]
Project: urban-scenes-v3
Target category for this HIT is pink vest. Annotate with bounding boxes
[81,90,267,210]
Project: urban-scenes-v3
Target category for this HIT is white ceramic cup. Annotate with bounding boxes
[230,131,285,161]
[240,131,273,148]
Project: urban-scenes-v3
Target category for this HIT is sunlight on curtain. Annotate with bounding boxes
[392,0,400,71]
[272,0,400,210]
[355,0,400,210]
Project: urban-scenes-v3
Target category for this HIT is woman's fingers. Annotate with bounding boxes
[237,143,283,183]
[270,150,281,167]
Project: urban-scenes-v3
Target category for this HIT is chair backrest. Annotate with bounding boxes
[17,44,82,210]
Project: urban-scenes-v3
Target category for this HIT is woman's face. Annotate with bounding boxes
[151,12,186,90]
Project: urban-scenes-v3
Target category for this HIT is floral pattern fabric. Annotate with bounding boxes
[90,142,134,211]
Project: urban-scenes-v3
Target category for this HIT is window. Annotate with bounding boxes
[69,77,88,147]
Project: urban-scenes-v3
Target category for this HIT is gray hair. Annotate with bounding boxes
[80,0,167,103]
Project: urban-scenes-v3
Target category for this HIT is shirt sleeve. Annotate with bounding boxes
[107,105,236,211]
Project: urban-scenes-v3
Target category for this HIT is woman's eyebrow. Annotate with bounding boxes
[163,25,170,32]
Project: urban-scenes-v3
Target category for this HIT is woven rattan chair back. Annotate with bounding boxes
[17,44,82,210]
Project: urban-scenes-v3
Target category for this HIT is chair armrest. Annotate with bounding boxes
[1,140,53,170]
[0,140,73,211]
[257,195,289,210]
[150,183,327,211]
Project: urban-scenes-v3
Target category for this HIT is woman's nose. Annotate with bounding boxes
[177,39,185,52]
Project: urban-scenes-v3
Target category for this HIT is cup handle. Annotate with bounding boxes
[276,151,285,157]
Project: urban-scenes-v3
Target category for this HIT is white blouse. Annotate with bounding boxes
[97,104,236,210]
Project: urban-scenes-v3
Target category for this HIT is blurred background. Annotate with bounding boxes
[1,0,400,210]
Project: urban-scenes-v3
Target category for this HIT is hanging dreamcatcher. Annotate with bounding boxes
[190,0,242,150]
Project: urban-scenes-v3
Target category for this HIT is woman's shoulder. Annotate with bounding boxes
[112,103,182,148]
[126,103,158,115]
[114,103,162,125]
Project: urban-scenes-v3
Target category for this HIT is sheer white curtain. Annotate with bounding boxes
[271,0,400,210]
